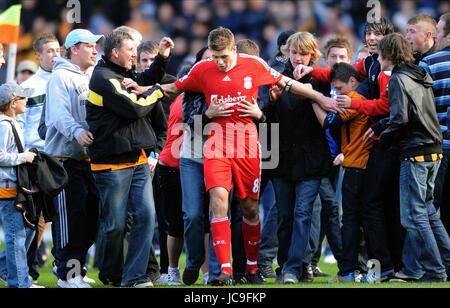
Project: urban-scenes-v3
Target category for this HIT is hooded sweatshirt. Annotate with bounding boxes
[44,57,91,161]
[381,62,443,158]
[0,115,27,197]
[17,67,52,151]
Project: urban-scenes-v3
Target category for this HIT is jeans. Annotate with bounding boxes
[400,159,450,279]
[304,177,342,265]
[434,150,450,234]
[94,164,156,286]
[273,177,321,278]
[180,158,210,271]
[258,180,278,268]
[0,200,35,288]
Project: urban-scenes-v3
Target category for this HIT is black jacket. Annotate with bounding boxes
[270,62,332,181]
[86,57,167,164]
[381,63,443,158]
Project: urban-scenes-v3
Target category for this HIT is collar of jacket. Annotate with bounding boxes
[284,61,312,83]
[100,56,136,79]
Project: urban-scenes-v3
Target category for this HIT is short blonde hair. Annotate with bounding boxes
[281,32,321,65]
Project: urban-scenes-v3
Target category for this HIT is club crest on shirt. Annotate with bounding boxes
[244,76,252,90]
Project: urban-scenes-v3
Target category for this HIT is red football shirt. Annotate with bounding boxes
[158,95,183,169]
[175,54,283,158]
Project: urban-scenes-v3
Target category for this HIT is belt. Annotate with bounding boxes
[408,153,443,163]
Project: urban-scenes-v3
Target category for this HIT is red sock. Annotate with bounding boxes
[211,217,232,276]
[242,218,261,275]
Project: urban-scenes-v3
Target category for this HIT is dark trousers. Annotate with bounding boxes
[155,164,183,237]
[152,168,169,275]
[339,168,366,275]
[362,142,397,272]
[27,232,40,281]
[434,150,450,234]
[52,159,99,280]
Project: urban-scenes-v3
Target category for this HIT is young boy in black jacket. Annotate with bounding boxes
[379,33,450,282]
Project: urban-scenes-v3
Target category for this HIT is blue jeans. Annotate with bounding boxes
[180,158,210,271]
[400,159,450,279]
[94,164,156,286]
[273,177,321,277]
[258,181,278,268]
[0,200,35,288]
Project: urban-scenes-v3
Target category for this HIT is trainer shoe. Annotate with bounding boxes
[123,280,154,288]
[210,272,234,286]
[167,267,182,286]
[57,276,92,288]
[155,273,169,284]
[337,272,355,283]
[203,272,209,285]
[299,264,314,282]
[259,265,277,279]
[182,268,200,285]
[98,272,121,287]
[389,271,420,283]
[282,273,298,284]
[245,271,267,285]
[360,269,394,283]
[312,266,329,277]
[83,275,96,284]
[30,284,45,288]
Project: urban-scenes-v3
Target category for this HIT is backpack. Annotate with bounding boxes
[8,122,66,228]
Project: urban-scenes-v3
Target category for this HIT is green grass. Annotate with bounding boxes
[1,243,449,288]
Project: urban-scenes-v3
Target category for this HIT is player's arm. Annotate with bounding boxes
[160,83,182,99]
[277,76,344,114]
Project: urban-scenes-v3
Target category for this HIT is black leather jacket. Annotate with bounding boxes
[380,63,442,158]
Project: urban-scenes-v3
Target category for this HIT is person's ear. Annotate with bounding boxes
[111,48,119,59]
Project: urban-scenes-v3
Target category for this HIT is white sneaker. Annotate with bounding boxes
[30,283,45,288]
[203,272,209,285]
[155,273,168,284]
[57,276,92,288]
[324,254,337,264]
[167,268,182,286]
[83,275,96,284]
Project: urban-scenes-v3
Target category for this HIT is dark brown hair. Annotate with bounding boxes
[378,33,414,66]
[330,62,361,83]
[363,17,395,45]
[208,27,235,51]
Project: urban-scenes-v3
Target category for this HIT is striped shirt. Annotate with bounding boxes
[420,46,450,149]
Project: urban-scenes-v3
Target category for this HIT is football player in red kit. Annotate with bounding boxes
[160,27,341,285]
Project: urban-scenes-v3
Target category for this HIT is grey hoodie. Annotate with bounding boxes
[0,115,27,188]
[44,57,91,160]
